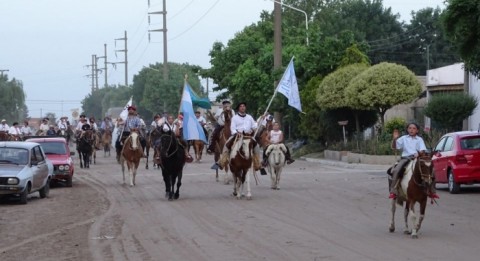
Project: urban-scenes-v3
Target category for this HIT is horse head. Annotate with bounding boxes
[125,131,141,151]
[231,134,256,160]
[157,129,178,158]
[82,130,95,144]
[413,153,434,186]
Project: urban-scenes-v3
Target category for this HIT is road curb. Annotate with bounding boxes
[301,157,391,171]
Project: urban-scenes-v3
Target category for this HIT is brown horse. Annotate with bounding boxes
[120,131,144,187]
[188,140,204,163]
[228,134,257,200]
[214,108,233,183]
[256,118,273,150]
[101,128,112,157]
[389,154,434,238]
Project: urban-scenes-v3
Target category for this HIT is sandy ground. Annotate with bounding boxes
[1,150,480,261]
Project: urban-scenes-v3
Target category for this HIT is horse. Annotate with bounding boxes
[256,118,273,150]
[57,128,70,144]
[265,143,287,190]
[145,127,162,169]
[120,131,144,187]
[188,140,205,163]
[89,131,102,164]
[213,108,233,183]
[101,128,112,157]
[77,129,94,168]
[155,129,186,201]
[228,134,257,200]
[388,154,434,238]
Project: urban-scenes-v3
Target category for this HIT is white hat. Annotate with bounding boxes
[1,119,6,122]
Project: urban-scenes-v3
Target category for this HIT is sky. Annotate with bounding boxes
[0,0,446,119]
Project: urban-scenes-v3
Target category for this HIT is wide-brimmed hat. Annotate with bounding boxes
[1,119,6,122]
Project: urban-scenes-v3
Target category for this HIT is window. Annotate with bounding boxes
[460,137,480,150]
[443,137,454,151]
[435,137,447,152]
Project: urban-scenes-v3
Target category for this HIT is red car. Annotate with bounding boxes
[432,131,480,194]
[26,137,75,187]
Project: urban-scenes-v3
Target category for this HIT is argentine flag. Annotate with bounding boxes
[181,83,208,144]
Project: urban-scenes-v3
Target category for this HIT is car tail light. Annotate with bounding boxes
[455,154,468,164]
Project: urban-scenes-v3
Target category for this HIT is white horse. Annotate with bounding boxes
[265,144,287,190]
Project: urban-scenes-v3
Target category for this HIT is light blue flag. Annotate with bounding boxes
[181,83,208,143]
[276,58,302,112]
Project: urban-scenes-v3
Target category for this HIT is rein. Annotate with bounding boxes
[410,157,432,188]
[158,133,178,158]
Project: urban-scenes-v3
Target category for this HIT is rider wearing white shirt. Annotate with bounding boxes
[57,117,68,130]
[0,119,9,132]
[216,102,263,172]
[20,121,33,136]
[39,118,50,135]
[8,122,21,137]
[207,100,234,154]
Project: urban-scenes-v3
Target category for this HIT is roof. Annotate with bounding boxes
[0,141,41,149]
[26,137,68,144]
[444,131,480,138]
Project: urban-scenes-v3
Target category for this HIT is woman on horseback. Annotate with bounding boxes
[262,122,295,166]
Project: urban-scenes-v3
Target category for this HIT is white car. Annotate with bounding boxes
[0,141,52,204]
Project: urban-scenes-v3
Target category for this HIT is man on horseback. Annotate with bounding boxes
[262,122,295,166]
[389,122,439,200]
[195,111,209,142]
[216,102,263,172]
[38,118,50,135]
[20,120,32,139]
[8,122,22,139]
[0,119,9,132]
[159,114,192,161]
[100,116,114,134]
[75,114,89,140]
[116,105,143,155]
[207,100,234,154]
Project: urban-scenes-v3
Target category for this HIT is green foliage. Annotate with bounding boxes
[0,75,27,122]
[339,44,371,67]
[384,117,407,134]
[346,62,422,125]
[443,0,480,77]
[424,92,478,131]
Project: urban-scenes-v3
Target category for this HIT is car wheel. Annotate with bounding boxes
[448,169,461,194]
[19,184,30,204]
[66,176,73,187]
[39,180,50,198]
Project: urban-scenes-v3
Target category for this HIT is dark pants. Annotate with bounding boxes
[263,144,293,162]
[115,131,130,151]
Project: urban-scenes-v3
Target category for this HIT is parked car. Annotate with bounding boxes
[432,131,480,194]
[0,141,52,204]
[26,137,75,187]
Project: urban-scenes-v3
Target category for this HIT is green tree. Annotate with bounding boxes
[346,62,422,127]
[424,92,478,132]
[0,75,27,122]
[443,0,480,76]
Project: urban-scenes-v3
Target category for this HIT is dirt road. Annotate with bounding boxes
[1,151,479,261]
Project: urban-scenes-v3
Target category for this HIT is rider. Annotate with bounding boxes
[75,114,89,140]
[100,116,114,134]
[195,111,209,141]
[20,120,33,138]
[46,125,56,136]
[216,102,263,172]
[159,114,192,161]
[8,122,21,138]
[116,105,142,150]
[263,122,295,166]
[207,100,234,154]
[150,114,161,129]
[39,118,50,135]
[389,122,439,200]
[0,119,9,132]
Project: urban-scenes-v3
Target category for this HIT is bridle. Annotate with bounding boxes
[157,132,178,158]
[410,156,433,187]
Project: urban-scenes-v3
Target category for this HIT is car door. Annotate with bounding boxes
[434,136,454,183]
[432,136,448,183]
[32,146,48,190]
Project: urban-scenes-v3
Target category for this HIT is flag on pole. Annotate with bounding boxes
[119,96,133,121]
[276,58,302,112]
[186,86,211,109]
[181,83,208,143]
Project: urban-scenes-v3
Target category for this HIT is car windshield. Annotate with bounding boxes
[0,147,29,165]
[38,142,67,155]
[460,137,480,150]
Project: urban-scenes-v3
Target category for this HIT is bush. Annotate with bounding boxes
[385,117,407,135]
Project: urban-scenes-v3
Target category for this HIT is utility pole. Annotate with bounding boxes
[0,69,9,77]
[96,44,108,88]
[115,30,128,86]
[273,0,282,72]
[91,55,96,93]
[148,0,168,81]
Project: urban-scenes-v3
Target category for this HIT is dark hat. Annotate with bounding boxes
[222,100,231,105]
[13,122,18,126]
[127,105,137,111]
[80,114,86,118]
[235,102,246,110]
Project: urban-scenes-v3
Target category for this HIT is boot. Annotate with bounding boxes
[262,157,268,167]
[285,149,295,164]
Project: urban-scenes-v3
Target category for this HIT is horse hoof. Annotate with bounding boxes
[404,230,411,235]
[246,196,252,200]
[411,234,418,239]
[174,194,179,200]
[389,227,395,233]
[168,198,173,201]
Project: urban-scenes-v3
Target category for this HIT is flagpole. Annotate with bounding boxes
[179,74,188,114]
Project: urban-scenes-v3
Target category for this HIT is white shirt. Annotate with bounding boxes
[0,123,9,132]
[21,125,32,135]
[57,120,68,130]
[89,122,98,131]
[151,120,158,128]
[396,135,427,157]
[269,130,283,144]
[258,114,275,127]
[230,113,257,136]
[215,108,234,126]
[76,121,87,131]
[8,126,21,135]
[39,123,49,132]
[162,122,176,133]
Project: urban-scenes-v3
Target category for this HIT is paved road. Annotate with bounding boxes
[1,151,479,261]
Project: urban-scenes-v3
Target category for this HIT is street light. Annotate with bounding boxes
[266,0,309,45]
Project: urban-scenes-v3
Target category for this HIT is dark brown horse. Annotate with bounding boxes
[0,131,11,141]
[214,108,233,183]
[145,127,162,169]
[228,134,257,200]
[389,154,434,238]
[256,118,273,150]
[120,131,144,187]
[77,130,94,168]
[101,128,112,157]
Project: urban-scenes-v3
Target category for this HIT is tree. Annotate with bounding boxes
[424,92,478,132]
[443,0,480,77]
[346,62,422,127]
[0,75,27,123]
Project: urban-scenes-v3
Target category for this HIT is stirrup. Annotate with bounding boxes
[389,192,397,199]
